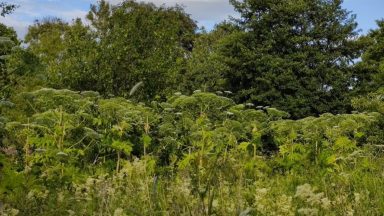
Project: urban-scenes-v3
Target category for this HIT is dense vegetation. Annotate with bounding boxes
[1,0,384,215]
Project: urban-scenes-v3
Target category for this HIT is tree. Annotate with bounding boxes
[86,0,197,100]
[25,0,197,101]
[0,4,42,98]
[0,2,17,17]
[0,2,18,98]
[24,18,69,85]
[24,18,99,91]
[0,24,18,98]
[48,18,98,91]
[354,20,384,94]
[220,0,365,118]
[181,22,239,93]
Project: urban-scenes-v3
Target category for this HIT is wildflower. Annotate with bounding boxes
[295,184,314,200]
[295,184,332,210]
[276,195,294,215]
[320,197,331,209]
[354,193,360,204]
[254,188,268,212]
[57,192,64,203]
[297,208,319,216]
[10,208,19,216]
[67,210,75,216]
[256,188,268,195]
[212,199,219,208]
[307,192,324,205]
[27,191,35,200]
[113,208,125,216]
[86,178,96,187]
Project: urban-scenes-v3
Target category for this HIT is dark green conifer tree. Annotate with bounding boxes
[221,0,365,118]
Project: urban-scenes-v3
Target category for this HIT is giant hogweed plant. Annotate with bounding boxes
[270,112,379,172]
[156,92,284,166]
[1,88,384,215]
[1,89,158,185]
[96,97,159,172]
[154,92,284,214]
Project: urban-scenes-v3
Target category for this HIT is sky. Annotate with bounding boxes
[1,0,383,40]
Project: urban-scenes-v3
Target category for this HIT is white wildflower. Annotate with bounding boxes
[321,197,331,209]
[295,184,314,200]
[298,208,319,216]
[113,208,125,216]
[67,210,75,216]
[354,193,360,204]
[10,208,19,216]
[57,192,64,203]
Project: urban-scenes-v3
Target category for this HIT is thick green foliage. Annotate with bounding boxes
[24,1,197,101]
[0,23,19,98]
[0,88,383,215]
[218,0,364,118]
[354,20,384,93]
[3,0,383,120]
[181,23,238,93]
[10,0,381,120]
[270,112,379,170]
[2,0,384,215]
[90,0,196,99]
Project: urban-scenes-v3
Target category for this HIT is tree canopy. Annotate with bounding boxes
[213,0,364,118]
[24,0,197,101]
[354,20,384,93]
[0,2,17,17]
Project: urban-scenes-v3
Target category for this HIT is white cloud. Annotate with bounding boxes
[155,0,235,21]
[1,0,236,39]
[109,0,236,24]
[0,0,89,39]
[103,0,236,31]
